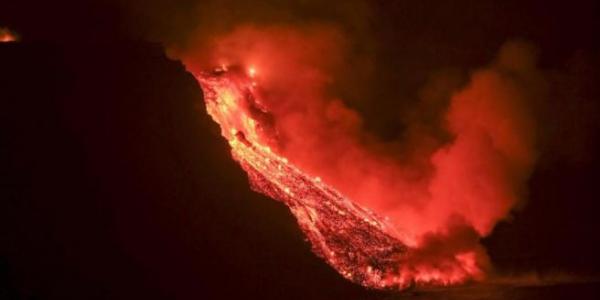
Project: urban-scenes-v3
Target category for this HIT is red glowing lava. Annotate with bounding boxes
[195,66,482,289]
[183,25,538,290]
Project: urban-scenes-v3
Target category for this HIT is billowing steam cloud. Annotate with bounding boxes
[172,23,542,285]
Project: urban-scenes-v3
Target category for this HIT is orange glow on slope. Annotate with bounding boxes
[195,66,484,289]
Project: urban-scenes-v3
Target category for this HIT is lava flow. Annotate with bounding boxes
[195,66,477,289]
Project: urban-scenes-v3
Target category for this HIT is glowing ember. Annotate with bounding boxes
[0,27,19,43]
[195,66,480,289]
[247,66,257,77]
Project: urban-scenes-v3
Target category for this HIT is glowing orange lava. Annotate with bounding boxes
[195,66,482,289]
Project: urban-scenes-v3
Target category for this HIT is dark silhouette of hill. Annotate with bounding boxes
[0,41,374,299]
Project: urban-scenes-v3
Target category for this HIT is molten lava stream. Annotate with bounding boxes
[195,66,473,290]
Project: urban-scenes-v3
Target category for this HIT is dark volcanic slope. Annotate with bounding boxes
[0,41,375,300]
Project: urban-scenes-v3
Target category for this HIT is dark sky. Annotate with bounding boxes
[1,1,599,299]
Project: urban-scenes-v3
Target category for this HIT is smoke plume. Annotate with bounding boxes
[170,22,543,283]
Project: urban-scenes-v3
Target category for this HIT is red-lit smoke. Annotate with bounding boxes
[174,25,540,287]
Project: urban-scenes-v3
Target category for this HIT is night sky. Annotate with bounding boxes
[1,1,599,299]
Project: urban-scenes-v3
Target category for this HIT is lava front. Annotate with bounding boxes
[195,66,468,290]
